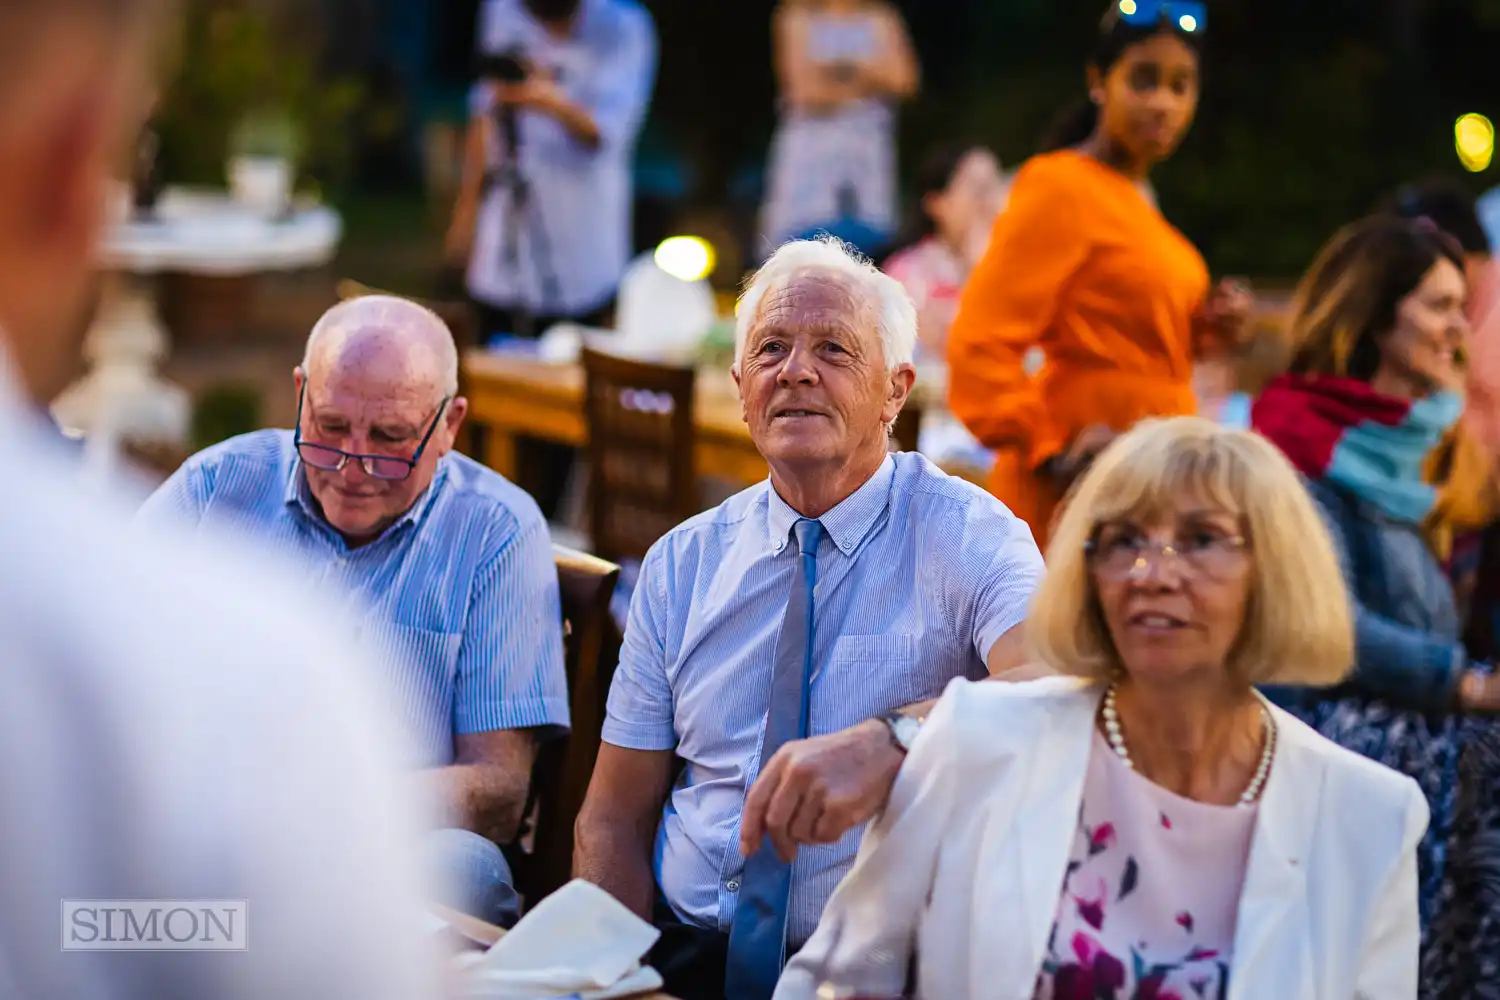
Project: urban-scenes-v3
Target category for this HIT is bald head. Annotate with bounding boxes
[302,296,460,403]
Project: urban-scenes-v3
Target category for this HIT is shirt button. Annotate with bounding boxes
[725,879,740,892]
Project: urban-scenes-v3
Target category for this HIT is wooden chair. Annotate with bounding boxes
[891,403,923,454]
[580,347,699,563]
[510,545,622,905]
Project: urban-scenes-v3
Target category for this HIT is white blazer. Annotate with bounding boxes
[776,677,1429,1000]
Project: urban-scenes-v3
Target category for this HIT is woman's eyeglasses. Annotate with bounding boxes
[1085,526,1248,581]
[293,384,451,482]
[1114,0,1206,34]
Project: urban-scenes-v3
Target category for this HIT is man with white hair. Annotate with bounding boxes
[139,295,569,927]
[574,238,1044,1000]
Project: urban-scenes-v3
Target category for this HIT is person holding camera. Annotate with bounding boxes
[447,0,657,341]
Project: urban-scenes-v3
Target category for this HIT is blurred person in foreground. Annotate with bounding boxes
[760,0,919,254]
[138,295,569,929]
[947,1,1253,549]
[1252,215,1500,997]
[0,2,434,998]
[777,416,1426,1000]
[574,237,1042,1000]
[881,142,1007,360]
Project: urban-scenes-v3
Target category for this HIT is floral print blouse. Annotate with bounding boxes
[1032,730,1258,1000]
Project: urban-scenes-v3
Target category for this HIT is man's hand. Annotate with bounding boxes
[1202,277,1255,347]
[492,74,601,148]
[739,720,904,863]
[1042,423,1117,487]
[495,76,566,115]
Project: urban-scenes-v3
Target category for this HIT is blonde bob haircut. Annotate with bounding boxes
[1028,416,1354,687]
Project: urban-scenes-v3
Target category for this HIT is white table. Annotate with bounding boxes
[51,188,342,473]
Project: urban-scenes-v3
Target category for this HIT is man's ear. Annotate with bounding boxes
[881,364,917,424]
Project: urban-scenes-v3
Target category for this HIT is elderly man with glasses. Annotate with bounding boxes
[139,295,568,928]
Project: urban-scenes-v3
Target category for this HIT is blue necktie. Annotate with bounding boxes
[724,518,824,1000]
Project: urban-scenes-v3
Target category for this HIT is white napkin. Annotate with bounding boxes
[453,880,663,1000]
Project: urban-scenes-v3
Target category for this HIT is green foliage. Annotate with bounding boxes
[156,2,363,195]
[191,383,263,452]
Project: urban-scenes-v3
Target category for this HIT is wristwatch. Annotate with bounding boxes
[881,712,924,754]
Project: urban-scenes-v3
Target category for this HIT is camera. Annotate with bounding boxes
[476,48,528,84]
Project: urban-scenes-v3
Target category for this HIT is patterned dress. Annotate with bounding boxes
[1033,731,1255,1000]
[1279,477,1500,999]
[759,9,897,251]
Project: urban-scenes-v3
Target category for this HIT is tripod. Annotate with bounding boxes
[485,103,563,339]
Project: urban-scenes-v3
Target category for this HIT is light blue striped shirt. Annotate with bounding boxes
[138,430,569,767]
[603,453,1043,945]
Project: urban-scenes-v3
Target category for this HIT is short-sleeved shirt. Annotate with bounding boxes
[467,0,657,316]
[138,430,569,766]
[603,452,1044,945]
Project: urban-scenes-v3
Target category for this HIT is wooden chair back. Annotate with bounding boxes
[512,545,622,904]
[891,404,923,454]
[336,279,481,455]
[580,347,698,562]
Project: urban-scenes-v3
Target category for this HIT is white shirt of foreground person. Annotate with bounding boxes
[776,677,1427,1000]
[468,0,657,316]
[0,365,436,1000]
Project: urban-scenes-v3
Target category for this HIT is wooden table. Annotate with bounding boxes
[462,349,984,490]
[464,350,773,487]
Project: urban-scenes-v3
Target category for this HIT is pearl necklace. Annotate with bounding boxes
[1101,684,1276,808]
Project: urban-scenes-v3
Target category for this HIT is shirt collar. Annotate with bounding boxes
[765,454,896,557]
[284,451,451,542]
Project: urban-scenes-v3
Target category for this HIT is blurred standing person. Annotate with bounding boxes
[1252,216,1500,999]
[446,0,656,519]
[883,143,1008,360]
[0,2,434,998]
[447,0,657,339]
[760,0,919,255]
[947,2,1251,548]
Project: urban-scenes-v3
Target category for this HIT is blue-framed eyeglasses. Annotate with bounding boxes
[1115,0,1206,34]
[293,383,451,482]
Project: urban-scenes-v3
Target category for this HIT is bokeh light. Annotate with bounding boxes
[654,236,717,283]
[1179,14,1198,32]
[1119,0,1138,15]
[1456,114,1495,173]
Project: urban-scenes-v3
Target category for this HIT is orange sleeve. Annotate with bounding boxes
[947,159,1090,468]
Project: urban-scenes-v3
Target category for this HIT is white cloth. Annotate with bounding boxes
[467,0,657,316]
[450,879,662,999]
[0,359,436,999]
[776,677,1428,1000]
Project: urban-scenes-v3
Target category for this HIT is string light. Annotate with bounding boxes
[1456,114,1495,173]
[654,236,717,283]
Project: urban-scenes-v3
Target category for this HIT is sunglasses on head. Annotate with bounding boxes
[1114,0,1206,35]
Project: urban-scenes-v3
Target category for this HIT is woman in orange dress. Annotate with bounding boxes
[948,1,1249,546]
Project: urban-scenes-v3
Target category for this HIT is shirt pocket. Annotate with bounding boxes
[814,633,922,733]
[362,620,463,766]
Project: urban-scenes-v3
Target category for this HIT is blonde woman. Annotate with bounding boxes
[759,0,919,251]
[775,417,1426,1000]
